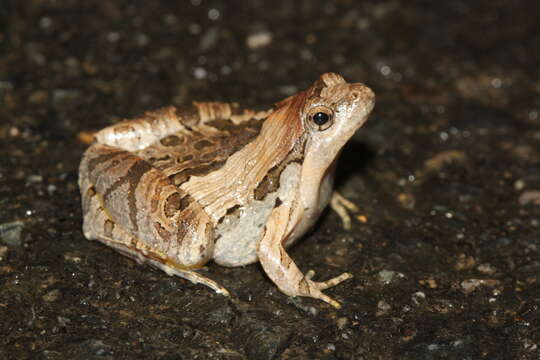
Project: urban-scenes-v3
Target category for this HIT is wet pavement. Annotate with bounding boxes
[1,1,539,359]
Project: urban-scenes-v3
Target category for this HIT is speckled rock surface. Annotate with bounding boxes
[1,1,539,359]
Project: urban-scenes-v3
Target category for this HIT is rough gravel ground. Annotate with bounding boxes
[1,1,539,359]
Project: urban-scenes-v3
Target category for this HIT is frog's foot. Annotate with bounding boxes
[259,203,353,308]
[147,258,230,296]
[330,192,360,230]
[302,270,353,308]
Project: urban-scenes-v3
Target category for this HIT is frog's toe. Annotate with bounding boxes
[330,192,360,230]
[307,284,347,309]
[301,272,353,308]
[316,272,353,290]
[317,292,342,309]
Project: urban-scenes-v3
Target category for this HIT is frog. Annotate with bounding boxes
[78,73,375,308]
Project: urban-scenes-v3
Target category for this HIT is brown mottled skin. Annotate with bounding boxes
[79,73,375,307]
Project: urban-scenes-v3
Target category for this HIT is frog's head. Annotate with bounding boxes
[300,73,375,176]
[248,73,373,212]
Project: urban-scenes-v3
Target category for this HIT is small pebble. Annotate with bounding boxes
[411,291,426,306]
[336,317,348,330]
[246,31,273,49]
[378,270,402,284]
[0,246,8,260]
[0,221,24,248]
[460,279,500,294]
[42,289,62,302]
[64,252,82,263]
[454,254,476,271]
[519,190,540,205]
[419,278,438,289]
[477,263,497,275]
[376,300,392,316]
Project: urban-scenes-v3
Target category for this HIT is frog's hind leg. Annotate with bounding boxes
[80,180,229,296]
[146,258,230,296]
[79,145,229,296]
[105,233,230,296]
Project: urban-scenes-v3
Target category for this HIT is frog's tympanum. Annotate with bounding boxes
[79,73,375,307]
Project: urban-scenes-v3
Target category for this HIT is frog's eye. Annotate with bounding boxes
[307,106,334,131]
[313,112,329,125]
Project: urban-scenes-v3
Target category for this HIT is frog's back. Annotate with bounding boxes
[134,114,263,185]
[79,102,271,270]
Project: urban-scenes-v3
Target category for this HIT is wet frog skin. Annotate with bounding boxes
[79,73,375,307]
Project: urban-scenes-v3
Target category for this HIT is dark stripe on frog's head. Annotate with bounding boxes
[308,73,346,100]
[307,78,326,100]
[249,74,346,202]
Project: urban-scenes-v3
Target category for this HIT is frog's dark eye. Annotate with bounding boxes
[313,112,329,126]
[307,106,334,131]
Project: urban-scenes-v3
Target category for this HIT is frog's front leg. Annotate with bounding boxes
[330,192,360,230]
[79,143,229,295]
[257,203,352,308]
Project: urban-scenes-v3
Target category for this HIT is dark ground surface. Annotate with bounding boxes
[1,1,539,359]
